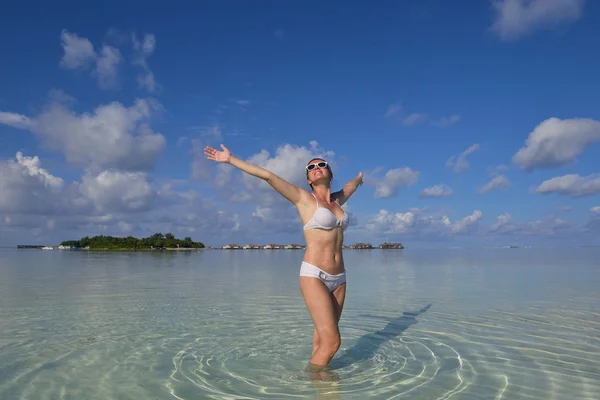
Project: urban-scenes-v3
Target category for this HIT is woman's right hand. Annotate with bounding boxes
[204,144,231,163]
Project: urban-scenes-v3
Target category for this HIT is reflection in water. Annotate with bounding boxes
[331,303,432,370]
[307,303,432,399]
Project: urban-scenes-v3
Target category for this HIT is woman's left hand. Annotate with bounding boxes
[356,172,363,186]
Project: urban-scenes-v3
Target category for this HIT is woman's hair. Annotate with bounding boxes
[306,158,333,189]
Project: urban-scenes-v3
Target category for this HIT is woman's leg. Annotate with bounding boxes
[312,283,346,356]
[300,277,346,367]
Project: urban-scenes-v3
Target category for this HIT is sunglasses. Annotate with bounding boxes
[306,161,329,171]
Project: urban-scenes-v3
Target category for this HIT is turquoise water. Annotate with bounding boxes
[0,248,599,399]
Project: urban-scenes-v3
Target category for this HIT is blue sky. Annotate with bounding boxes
[1,0,599,247]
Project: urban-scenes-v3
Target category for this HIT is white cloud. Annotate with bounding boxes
[402,113,427,126]
[489,213,512,233]
[366,209,420,234]
[513,117,600,171]
[0,111,33,129]
[384,104,460,128]
[420,184,453,198]
[14,152,64,189]
[59,29,158,91]
[59,29,122,89]
[4,148,600,244]
[451,210,483,233]
[132,33,158,92]
[478,174,511,193]
[0,151,201,244]
[487,212,583,237]
[490,0,585,40]
[0,152,69,215]
[534,174,600,197]
[432,115,461,127]
[384,103,427,126]
[59,30,96,69]
[364,208,480,236]
[0,150,263,245]
[95,44,122,89]
[446,144,480,173]
[78,170,156,213]
[0,96,165,171]
[0,152,177,220]
[0,152,63,212]
[368,167,420,199]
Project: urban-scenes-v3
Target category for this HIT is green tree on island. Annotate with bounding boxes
[60,233,204,250]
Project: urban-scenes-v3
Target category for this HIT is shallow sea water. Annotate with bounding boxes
[0,247,599,399]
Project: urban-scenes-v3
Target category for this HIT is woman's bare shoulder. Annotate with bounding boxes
[296,189,316,208]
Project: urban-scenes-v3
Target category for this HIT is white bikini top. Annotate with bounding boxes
[303,193,349,231]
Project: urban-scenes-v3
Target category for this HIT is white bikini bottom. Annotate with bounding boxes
[299,261,346,292]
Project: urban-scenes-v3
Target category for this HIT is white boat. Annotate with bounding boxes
[41,246,54,250]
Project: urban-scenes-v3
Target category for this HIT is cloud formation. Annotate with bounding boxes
[0,152,68,215]
[0,152,175,218]
[446,144,480,173]
[59,29,159,92]
[513,117,600,171]
[132,33,158,92]
[0,95,165,171]
[368,167,420,199]
[487,212,587,237]
[365,208,482,236]
[420,184,453,198]
[3,145,599,246]
[60,29,122,89]
[432,115,461,127]
[534,174,600,197]
[490,0,585,40]
[478,174,510,193]
[78,170,158,213]
[384,103,459,127]
[0,150,213,244]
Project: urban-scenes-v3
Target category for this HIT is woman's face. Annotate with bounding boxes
[306,158,332,187]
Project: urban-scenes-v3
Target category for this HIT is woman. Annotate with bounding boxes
[204,144,363,371]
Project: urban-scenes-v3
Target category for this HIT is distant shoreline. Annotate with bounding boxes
[9,246,405,251]
[13,242,404,251]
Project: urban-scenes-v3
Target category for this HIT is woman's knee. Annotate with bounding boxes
[320,330,341,353]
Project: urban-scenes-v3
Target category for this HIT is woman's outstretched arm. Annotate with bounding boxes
[205,144,307,205]
[332,172,363,206]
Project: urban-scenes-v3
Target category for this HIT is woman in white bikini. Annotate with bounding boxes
[204,144,363,371]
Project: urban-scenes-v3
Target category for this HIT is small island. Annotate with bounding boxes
[60,233,205,251]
